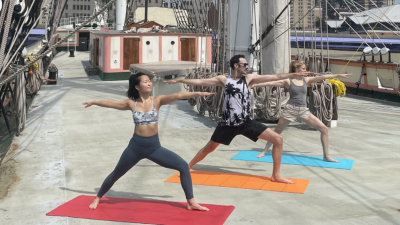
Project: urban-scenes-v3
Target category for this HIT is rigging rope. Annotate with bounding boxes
[350,0,400,35]
[249,0,293,54]
[343,0,384,48]
[0,0,118,87]
[261,3,318,50]
[335,0,394,74]
[367,0,400,31]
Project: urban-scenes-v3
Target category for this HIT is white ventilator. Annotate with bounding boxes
[363,46,372,54]
[372,47,381,55]
[380,47,390,55]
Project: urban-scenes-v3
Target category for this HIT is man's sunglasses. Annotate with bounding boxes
[238,63,248,67]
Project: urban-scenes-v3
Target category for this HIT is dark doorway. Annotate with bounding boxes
[78,32,90,51]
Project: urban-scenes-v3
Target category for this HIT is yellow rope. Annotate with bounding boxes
[327,79,346,97]
[27,55,39,71]
[339,0,395,74]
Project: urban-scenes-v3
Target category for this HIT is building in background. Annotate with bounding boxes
[62,0,96,19]
[290,0,321,30]
[181,0,212,27]
[135,0,162,7]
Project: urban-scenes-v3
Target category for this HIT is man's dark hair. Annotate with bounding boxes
[229,54,245,70]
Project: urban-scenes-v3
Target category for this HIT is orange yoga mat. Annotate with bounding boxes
[165,171,310,194]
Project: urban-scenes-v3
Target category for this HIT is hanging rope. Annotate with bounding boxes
[9,64,26,136]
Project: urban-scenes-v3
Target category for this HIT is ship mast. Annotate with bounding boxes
[260,0,291,75]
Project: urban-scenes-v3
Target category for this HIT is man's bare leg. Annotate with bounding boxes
[257,118,291,158]
[303,115,339,162]
[257,128,293,184]
[188,140,220,170]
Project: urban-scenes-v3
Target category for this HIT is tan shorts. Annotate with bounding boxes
[281,104,311,122]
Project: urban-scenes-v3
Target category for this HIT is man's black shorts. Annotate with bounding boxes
[211,120,269,145]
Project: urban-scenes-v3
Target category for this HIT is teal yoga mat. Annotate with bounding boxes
[231,151,354,170]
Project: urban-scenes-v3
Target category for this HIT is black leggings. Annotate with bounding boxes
[97,133,194,199]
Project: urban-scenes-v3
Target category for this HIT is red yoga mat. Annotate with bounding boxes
[46,195,235,225]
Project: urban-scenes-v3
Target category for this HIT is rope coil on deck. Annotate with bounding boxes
[184,70,224,122]
[254,86,284,121]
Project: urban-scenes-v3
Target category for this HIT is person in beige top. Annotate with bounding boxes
[252,60,351,162]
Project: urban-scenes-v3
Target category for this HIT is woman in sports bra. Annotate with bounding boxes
[252,61,351,162]
[83,72,214,211]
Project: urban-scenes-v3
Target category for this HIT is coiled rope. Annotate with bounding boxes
[320,80,333,122]
[309,82,322,121]
[25,56,44,95]
[254,86,284,121]
[183,70,224,122]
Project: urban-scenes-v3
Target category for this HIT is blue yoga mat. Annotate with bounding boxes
[231,151,354,170]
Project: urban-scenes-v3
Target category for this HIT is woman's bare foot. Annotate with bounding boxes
[89,197,101,209]
[257,151,267,158]
[187,198,209,211]
[271,175,294,184]
[323,157,339,163]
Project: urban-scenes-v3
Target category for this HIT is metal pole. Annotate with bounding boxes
[116,0,127,30]
[145,0,148,22]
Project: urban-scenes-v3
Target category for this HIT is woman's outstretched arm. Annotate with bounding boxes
[83,99,132,110]
[247,72,313,87]
[305,73,352,84]
[158,92,215,106]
